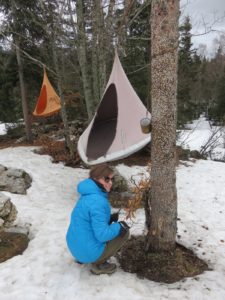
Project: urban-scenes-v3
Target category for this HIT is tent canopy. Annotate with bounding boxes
[33,69,61,117]
[78,52,151,165]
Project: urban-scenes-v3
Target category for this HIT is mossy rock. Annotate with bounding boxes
[190,150,206,160]
[111,170,130,193]
[176,146,191,161]
[109,191,135,208]
[0,231,29,263]
[109,170,134,208]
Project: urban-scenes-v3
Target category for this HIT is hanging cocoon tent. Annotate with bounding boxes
[78,52,151,165]
[33,69,61,117]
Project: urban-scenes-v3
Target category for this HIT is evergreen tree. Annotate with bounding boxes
[211,67,225,122]
[0,0,46,134]
[204,45,225,122]
[146,0,179,252]
[0,47,20,122]
[122,0,151,106]
[177,16,201,126]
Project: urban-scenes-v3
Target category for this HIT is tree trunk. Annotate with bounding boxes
[11,0,32,142]
[51,37,74,158]
[146,0,179,252]
[105,0,116,76]
[96,2,107,96]
[76,0,95,119]
[116,0,130,51]
[14,39,32,142]
[91,0,107,103]
[91,1,100,105]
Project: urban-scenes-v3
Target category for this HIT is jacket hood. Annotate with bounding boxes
[77,178,106,196]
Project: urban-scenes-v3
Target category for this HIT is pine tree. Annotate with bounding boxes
[122,0,151,105]
[0,0,46,140]
[177,16,201,126]
[146,0,179,252]
[212,67,225,122]
[0,48,19,122]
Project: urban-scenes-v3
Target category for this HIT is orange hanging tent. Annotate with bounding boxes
[33,69,61,117]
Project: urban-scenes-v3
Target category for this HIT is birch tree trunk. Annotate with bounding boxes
[146,0,179,252]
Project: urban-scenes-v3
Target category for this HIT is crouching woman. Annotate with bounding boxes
[66,164,129,275]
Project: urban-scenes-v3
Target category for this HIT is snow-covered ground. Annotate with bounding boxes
[0,123,6,135]
[177,116,225,161]
[0,118,225,300]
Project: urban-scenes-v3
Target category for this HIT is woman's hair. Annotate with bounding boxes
[89,163,114,180]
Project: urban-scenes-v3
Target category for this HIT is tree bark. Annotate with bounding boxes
[96,1,107,96]
[105,0,116,76]
[76,0,95,119]
[91,0,101,105]
[116,0,131,51]
[146,0,179,252]
[11,0,32,142]
[51,35,74,158]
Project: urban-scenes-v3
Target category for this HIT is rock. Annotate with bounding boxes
[109,191,135,208]
[109,170,134,208]
[0,165,32,194]
[111,170,130,193]
[176,146,190,161]
[0,231,29,263]
[3,204,18,227]
[0,193,11,217]
[15,136,27,144]
[176,146,206,161]
[190,150,206,160]
[4,225,30,236]
[0,192,18,230]
[0,165,6,174]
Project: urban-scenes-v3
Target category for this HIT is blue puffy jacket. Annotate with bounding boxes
[66,178,121,263]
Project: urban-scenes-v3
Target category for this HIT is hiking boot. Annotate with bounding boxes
[90,262,117,275]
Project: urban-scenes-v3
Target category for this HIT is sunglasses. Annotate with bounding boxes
[104,176,114,183]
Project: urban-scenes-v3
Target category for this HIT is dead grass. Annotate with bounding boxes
[33,136,82,168]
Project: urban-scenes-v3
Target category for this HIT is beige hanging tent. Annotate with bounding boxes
[78,52,151,165]
[33,69,61,117]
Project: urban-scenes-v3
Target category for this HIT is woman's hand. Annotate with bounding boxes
[109,212,119,224]
[119,221,130,237]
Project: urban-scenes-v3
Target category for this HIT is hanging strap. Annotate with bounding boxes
[146,94,150,117]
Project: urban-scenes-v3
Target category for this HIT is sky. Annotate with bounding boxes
[181,0,225,56]
[0,116,225,300]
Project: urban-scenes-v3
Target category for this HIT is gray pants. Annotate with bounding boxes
[94,230,130,264]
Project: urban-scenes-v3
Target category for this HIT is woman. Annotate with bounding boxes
[66,163,130,275]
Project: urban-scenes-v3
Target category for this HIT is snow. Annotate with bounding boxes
[0,123,6,135]
[177,116,225,160]
[0,118,225,299]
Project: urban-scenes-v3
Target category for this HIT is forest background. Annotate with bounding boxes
[0,0,225,129]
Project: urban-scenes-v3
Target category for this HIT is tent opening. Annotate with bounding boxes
[36,85,47,115]
[33,69,61,117]
[86,83,118,160]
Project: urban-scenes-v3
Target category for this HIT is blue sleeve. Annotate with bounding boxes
[90,198,121,242]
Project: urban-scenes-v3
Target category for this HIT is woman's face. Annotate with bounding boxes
[98,173,114,192]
